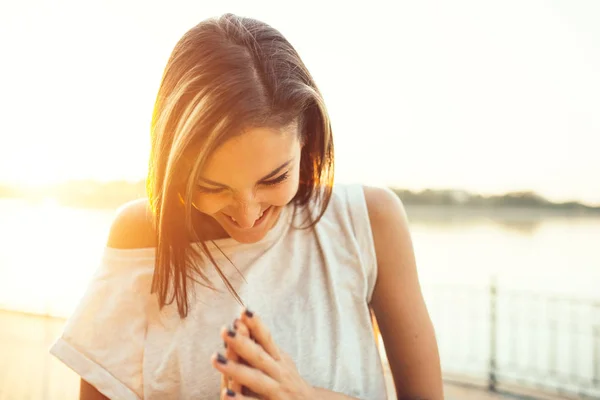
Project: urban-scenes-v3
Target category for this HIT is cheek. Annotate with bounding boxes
[192,194,229,215]
[261,174,300,206]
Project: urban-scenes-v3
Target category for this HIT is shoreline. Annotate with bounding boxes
[2,196,600,218]
[404,203,600,220]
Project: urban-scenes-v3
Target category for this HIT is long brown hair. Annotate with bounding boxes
[147,13,334,318]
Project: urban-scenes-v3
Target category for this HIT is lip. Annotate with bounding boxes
[222,206,272,230]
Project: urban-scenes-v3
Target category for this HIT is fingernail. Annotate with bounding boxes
[223,341,227,349]
[216,353,227,364]
[226,388,236,397]
[244,308,254,318]
[227,327,236,338]
[233,318,239,329]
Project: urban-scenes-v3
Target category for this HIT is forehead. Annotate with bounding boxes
[200,124,300,183]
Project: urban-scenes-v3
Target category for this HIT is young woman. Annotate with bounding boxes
[50,13,443,400]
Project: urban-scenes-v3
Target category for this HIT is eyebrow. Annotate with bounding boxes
[198,159,293,188]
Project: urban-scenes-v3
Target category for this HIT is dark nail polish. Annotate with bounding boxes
[216,353,227,364]
[244,308,254,318]
[233,318,239,329]
[224,341,227,349]
[227,327,236,338]
[226,388,236,397]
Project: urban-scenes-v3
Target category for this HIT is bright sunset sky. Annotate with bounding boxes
[1,0,599,204]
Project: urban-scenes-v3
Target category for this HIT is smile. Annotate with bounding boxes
[224,206,271,228]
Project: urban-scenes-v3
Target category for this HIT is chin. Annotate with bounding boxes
[228,230,269,244]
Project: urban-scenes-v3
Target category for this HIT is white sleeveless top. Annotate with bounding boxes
[50,184,388,399]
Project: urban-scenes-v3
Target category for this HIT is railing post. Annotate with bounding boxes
[594,325,599,388]
[488,276,498,392]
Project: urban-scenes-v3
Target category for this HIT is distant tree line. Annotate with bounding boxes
[0,180,147,209]
[391,188,600,212]
[0,180,599,212]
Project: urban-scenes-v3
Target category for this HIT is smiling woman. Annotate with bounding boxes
[49,12,442,400]
[189,124,303,244]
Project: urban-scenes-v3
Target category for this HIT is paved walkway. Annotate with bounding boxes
[444,385,510,400]
[0,310,553,400]
[382,363,509,399]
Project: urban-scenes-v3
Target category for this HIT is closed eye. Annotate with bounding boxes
[261,172,289,186]
[196,171,290,193]
[196,185,225,194]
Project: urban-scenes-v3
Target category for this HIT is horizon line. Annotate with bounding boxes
[1,179,599,208]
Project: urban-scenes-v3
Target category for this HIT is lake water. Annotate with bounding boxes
[1,199,599,397]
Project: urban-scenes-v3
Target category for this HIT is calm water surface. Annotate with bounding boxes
[1,199,598,316]
[1,199,599,396]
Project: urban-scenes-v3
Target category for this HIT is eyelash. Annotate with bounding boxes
[196,172,289,194]
[196,186,223,194]
[262,172,289,186]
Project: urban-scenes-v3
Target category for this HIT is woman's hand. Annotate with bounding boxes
[212,309,315,400]
[220,318,251,395]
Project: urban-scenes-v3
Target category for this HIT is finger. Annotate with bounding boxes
[222,325,279,378]
[220,373,228,393]
[226,319,249,393]
[234,318,250,337]
[212,353,277,397]
[221,387,257,400]
[240,308,281,360]
[222,323,235,391]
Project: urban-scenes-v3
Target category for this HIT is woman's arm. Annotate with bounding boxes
[78,199,153,400]
[80,380,109,400]
[364,186,444,400]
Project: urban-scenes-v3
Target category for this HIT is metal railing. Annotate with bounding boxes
[424,281,600,399]
[2,282,599,399]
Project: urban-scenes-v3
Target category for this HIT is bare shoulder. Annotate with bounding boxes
[362,185,414,278]
[106,198,157,249]
[362,185,409,235]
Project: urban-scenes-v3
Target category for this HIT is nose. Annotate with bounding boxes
[230,192,261,229]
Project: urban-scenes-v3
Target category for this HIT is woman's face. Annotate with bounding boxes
[191,123,302,244]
